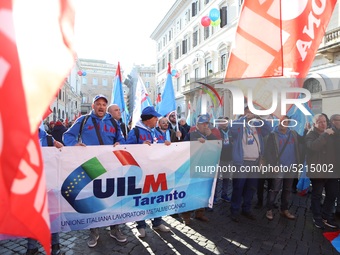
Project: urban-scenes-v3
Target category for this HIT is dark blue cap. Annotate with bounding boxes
[197,114,210,123]
[141,106,162,117]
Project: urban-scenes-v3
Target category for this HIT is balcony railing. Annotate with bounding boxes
[323,27,340,46]
[182,71,225,94]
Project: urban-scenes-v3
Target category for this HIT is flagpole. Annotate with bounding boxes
[123,110,128,138]
[174,110,180,140]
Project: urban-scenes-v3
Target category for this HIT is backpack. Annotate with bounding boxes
[78,114,119,142]
[133,127,140,144]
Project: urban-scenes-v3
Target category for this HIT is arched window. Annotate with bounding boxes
[303,78,322,94]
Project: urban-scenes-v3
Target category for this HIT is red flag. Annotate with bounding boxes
[225,0,337,80]
[43,107,53,120]
[224,0,336,117]
[0,1,75,254]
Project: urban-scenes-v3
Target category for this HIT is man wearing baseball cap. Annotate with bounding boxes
[126,106,171,237]
[181,114,218,224]
[126,106,166,145]
[229,103,272,223]
[63,94,127,247]
[184,114,217,142]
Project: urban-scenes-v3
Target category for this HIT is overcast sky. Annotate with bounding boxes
[74,0,176,71]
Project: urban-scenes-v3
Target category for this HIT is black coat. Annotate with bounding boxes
[305,126,336,178]
[51,125,67,144]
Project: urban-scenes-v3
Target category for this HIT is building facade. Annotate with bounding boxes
[151,0,340,122]
[134,65,156,105]
[78,58,117,114]
[151,0,242,121]
[46,59,82,124]
[307,2,340,116]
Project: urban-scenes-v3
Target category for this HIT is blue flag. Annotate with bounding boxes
[287,94,313,136]
[111,62,127,124]
[287,94,314,195]
[158,63,176,116]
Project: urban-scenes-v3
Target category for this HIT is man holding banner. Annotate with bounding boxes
[63,95,127,247]
[126,106,171,237]
[108,104,130,140]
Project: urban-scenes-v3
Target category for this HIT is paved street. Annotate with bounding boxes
[0,190,339,255]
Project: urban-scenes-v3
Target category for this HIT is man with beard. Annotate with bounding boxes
[306,114,338,229]
[63,95,127,247]
[181,114,218,225]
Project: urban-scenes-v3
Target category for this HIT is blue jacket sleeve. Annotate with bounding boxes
[63,116,84,146]
[229,116,246,139]
[126,129,138,144]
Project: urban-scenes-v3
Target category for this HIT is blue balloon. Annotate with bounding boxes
[171,69,177,76]
[209,8,220,22]
[82,71,87,76]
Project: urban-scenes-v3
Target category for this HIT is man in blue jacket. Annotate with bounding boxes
[126,106,171,237]
[63,94,127,247]
[229,105,272,222]
[264,115,304,221]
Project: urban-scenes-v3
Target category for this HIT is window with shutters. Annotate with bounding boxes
[163,36,166,47]
[162,55,166,70]
[204,26,210,40]
[182,37,188,54]
[193,27,199,47]
[192,1,199,17]
[195,68,199,80]
[168,50,173,64]
[220,6,227,28]
[221,54,227,71]
[206,61,212,76]
[157,60,161,72]
[175,43,180,60]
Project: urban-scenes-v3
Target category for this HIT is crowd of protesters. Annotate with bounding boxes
[30,94,340,255]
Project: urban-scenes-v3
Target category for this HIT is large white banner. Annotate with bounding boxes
[43,141,221,233]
